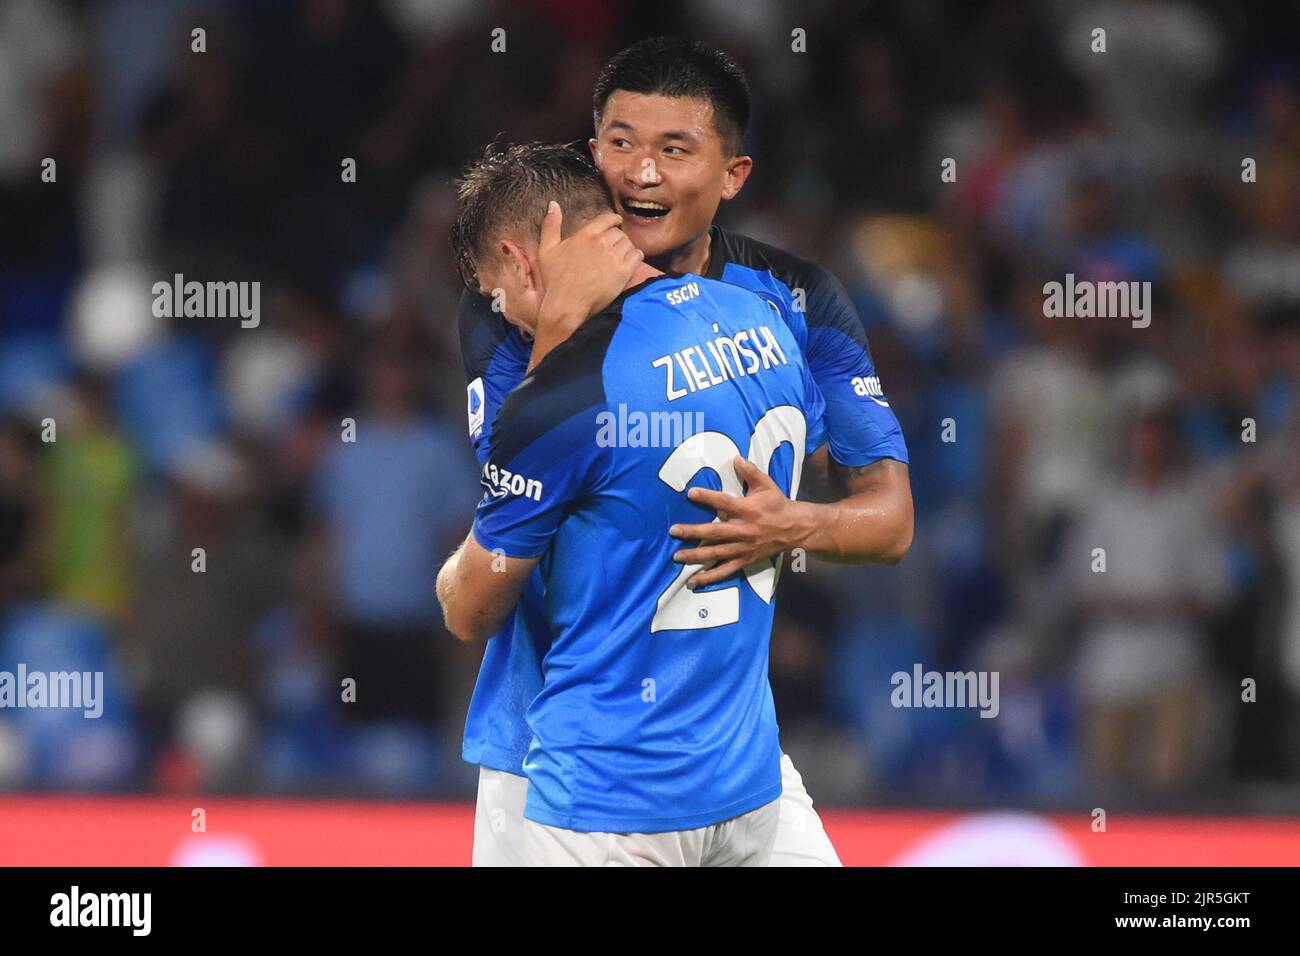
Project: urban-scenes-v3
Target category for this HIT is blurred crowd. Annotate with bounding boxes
[0,0,1297,811]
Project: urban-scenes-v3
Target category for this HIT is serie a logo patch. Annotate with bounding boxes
[467,377,486,438]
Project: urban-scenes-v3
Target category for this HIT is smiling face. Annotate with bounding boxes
[590,91,752,270]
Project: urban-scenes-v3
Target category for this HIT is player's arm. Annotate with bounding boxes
[672,442,912,587]
[458,287,532,466]
[444,292,537,639]
[671,267,913,584]
[527,202,642,371]
[437,534,539,643]
[801,449,913,561]
[438,342,612,637]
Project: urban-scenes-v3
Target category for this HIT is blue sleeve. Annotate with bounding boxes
[458,289,532,467]
[800,353,827,456]
[800,266,909,467]
[472,392,610,560]
[742,284,826,456]
[764,290,827,456]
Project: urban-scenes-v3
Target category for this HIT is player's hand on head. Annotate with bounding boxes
[668,456,811,588]
[536,201,643,338]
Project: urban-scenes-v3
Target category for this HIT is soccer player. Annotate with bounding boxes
[438,142,826,864]
[456,38,913,866]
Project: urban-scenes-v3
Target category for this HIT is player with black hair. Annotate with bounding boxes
[440,141,826,864]
[456,37,913,866]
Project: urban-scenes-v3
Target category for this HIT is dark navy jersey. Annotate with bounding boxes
[456,225,909,778]
[473,272,821,833]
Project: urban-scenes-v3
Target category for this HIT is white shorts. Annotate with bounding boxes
[771,753,842,867]
[472,762,531,867]
[471,752,841,867]
[519,797,779,866]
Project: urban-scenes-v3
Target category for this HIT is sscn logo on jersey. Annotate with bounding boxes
[664,281,701,305]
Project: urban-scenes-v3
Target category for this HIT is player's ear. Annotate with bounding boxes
[720,154,754,202]
[588,138,601,165]
[499,238,535,289]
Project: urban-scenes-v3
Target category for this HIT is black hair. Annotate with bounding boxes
[592,37,750,155]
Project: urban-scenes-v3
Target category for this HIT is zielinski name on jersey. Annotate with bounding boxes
[651,323,790,402]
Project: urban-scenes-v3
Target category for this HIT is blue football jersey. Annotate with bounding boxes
[472,272,823,832]
[456,225,910,778]
[703,227,908,468]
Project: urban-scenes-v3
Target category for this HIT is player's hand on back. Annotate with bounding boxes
[530,201,642,370]
[669,456,814,588]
